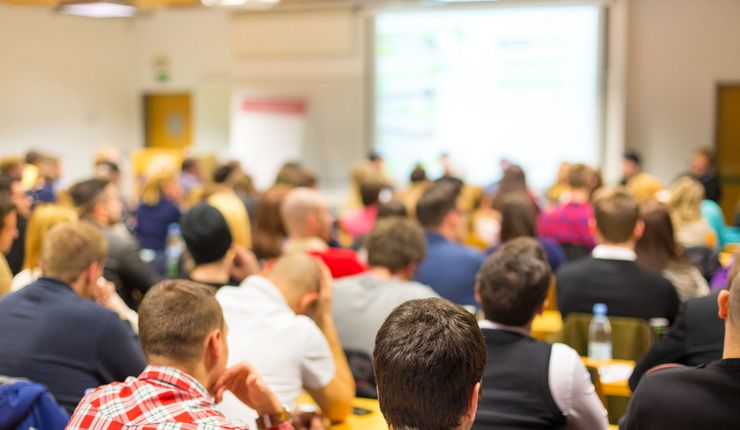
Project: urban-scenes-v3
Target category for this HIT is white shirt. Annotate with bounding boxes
[479,320,609,430]
[216,276,335,423]
[591,244,637,261]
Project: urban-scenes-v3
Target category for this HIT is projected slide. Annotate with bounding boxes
[375,5,601,191]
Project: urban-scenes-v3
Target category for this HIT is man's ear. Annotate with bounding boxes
[465,382,482,423]
[718,290,730,320]
[588,218,599,238]
[297,291,320,316]
[205,329,223,366]
[633,220,645,241]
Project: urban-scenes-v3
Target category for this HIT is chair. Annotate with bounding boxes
[344,349,377,399]
[558,313,651,360]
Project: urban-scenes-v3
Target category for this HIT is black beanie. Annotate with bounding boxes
[182,203,233,265]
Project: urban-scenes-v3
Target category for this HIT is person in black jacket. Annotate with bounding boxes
[621,275,740,430]
[556,186,680,323]
[69,178,160,309]
[628,291,724,390]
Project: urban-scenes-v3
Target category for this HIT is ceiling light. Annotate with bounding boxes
[57,0,136,18]
[200,0,279,8]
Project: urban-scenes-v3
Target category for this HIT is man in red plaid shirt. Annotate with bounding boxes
[67,280,295,430]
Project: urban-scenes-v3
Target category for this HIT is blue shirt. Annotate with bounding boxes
[415,231,486,307]
[0,278,146,412]
[135,198,181,251]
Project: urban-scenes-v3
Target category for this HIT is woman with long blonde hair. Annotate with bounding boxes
[668,176,716,249]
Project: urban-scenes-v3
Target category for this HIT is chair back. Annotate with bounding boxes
[559,313,651,360]
[344,349,377,399]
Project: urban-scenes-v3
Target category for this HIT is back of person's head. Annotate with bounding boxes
[280,187,326,238]
[212,161,241,185]
[24,204,78,270]
[416,181,460,229]
[25,150,43,166]
[624,151,641,166]
[377,200,408,219]
[374,298,486,430]
[275,162,317,188]
[366,218,426,274]
[0,157,23,178]
[627,173,664,204]
[141,156,179,206]
[139,280,224,364]
[0,193,15,229]
[567,163,593,189]
[668,176,705,223]
[360,179,384,207]
[477,237,551,326]
[499,192,537,243]
[410,164,427,183]
[492,165,528,211]
[268,252,323,314]
[69,178,111,219]
[253,185,291,260]
[592,186,640,244]
[181,158,199,173]
[0,193,17,253]
[182,203,233,266]
[42,221,107,286]
[635,202,681,273]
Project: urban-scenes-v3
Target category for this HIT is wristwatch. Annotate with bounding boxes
[256,407,291,430]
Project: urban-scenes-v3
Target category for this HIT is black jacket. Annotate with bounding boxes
[101,225,161,309]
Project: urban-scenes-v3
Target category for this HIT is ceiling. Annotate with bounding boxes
[0,0,384,10]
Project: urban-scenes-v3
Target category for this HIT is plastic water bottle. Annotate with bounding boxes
[588,303,612,360]
[165,223,183,279]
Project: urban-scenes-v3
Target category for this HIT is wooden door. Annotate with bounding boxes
[715,85,740,223]
[144,93,192,149]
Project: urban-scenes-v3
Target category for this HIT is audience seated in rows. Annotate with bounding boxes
[621,274,740,429]
[217,253,354,423]
[487,192,567,273]
[0,222,145,412]
[333,218,438,360]
[414,181,485,307]
[70,178,161,309]
[635,201,709,301]
[538,163,597,257]
[67,280,295,430]
[475,238,607,430]
[557,186,681,322]
[281,187,366,278]
[182,203,257,289]
[373,298,486,430]
[0,193,18,296]
[629,290,725,391]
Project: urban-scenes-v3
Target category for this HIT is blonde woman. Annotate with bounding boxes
[668,177,717,249]
[135,159,182,265]
[11,204,139,331]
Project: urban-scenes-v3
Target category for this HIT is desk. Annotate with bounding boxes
[582,358,634,398]
[531,310,563,341]
[298,394,387,430]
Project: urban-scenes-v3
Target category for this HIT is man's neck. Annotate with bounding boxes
[597,241,635,251]
[431,226,458,243]
[568,189,591,204]
[722,329,740,359]
[285,236,328,253]
[148,357,211,393]
[190,263,230,285]
[369,266,410,281]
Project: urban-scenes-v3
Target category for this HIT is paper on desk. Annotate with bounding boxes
[599,364,634,383]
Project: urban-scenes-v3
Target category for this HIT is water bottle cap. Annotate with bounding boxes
[593,303,607,315]
[168,223,181,234]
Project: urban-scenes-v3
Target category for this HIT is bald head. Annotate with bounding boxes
[281,187,331,240]
[268,252,323,315]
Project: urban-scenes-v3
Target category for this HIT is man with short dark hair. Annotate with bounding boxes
[414,182,485,307]
[621,275,740,429]
[0,222,145,412]
[69,178,160,309]
[0,193,18,296]
[620,151,642,186]
[374,298,486,430]
[557,187,680,322]
[333,218,439,359]
[67,280,294,430]
[474,238,607,430]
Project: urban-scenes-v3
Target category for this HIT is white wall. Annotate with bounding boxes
[626,0,740,184]
[0,6,136,184]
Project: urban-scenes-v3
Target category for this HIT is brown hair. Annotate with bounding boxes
[478,237,551,326]
[42,222,107,285]
[567,163,593,189]
[492,165,528,211]
[593,186,640,244]
[635,202,683,272]
[138,280,224,364]
[360,179,384,207]
[374,298,486,430]
[499,192,537,243]
[69,178,110,219]
[366,218,426,273]
[415,182,460,228]
[253,185,291,260]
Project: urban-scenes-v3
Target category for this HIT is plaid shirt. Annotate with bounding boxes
[537,202,596,248]
[66,366,294,430]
